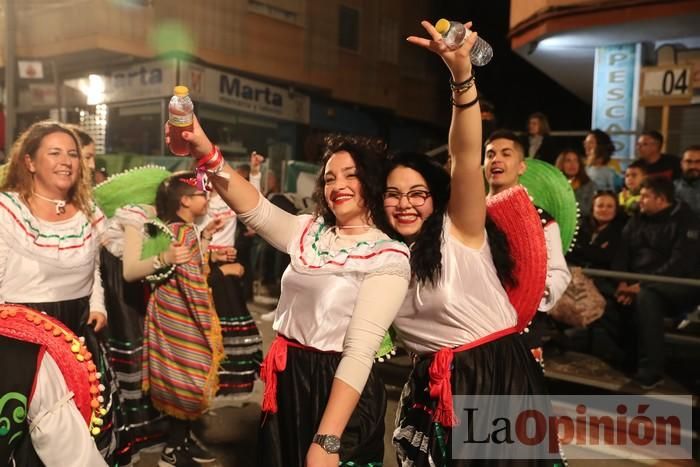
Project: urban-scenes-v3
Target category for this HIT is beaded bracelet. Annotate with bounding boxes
[144,219,177,283]
[449,75,475,89]
[451,94,480,109]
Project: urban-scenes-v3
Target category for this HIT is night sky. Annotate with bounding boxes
[428,0,592,133]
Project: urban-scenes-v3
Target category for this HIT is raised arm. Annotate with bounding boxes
[407,21,485,247]
[167,115,262,214]
[168,117,299,249]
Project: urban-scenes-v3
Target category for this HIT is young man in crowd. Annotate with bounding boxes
[613,176,700,389]
[484,130,572,360]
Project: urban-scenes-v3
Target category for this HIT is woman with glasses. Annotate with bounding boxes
[165,120,410,467]
[382,21,559,466]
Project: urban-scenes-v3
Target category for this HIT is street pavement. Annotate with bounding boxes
[134,300,400,467]
[134,300,663,467]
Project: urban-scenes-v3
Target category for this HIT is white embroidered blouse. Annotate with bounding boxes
[0,192,106,315]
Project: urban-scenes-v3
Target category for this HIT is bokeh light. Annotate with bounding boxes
[148,19,195,57]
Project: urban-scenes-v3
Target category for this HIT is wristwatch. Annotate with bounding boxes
[312,433,341,454]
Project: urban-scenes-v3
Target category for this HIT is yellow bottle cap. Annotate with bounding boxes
[174,85,189,97]
[435,19,450,35]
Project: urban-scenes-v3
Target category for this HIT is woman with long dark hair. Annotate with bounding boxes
[382,21,560,466]
[583,129,622,191]
[166,121,410,466]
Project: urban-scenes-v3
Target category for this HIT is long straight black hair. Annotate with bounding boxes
[380,152,516,289]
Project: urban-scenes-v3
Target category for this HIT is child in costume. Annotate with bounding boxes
[122,172,224,467]
[619,160,647,215]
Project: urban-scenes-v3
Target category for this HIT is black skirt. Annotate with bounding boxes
[258,345,386,467]
[394,332,564,467]
[14,296,120,466]
[208,262,262,399]
[100,248,169,463]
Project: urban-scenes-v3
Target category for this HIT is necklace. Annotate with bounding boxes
[33,192,67,215]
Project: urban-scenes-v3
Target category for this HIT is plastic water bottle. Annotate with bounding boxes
[434,19,493,66]
[168,85,194,156]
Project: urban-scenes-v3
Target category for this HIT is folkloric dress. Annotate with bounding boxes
[0,191,119,465]
[255,211,410,467]
[141,220,224,420]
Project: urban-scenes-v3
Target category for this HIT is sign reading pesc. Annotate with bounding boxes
[592,44,641,159]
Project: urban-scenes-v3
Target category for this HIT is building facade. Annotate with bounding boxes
[1,0,446,167]
[509,0,700,158]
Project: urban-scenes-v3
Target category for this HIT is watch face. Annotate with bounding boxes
[322,435,341,453]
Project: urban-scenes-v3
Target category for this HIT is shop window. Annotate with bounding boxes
[105,102,163,155]
[379,17,398,64]
[339,5,359,51]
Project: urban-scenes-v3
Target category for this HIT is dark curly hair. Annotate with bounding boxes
[588,129,615,164]
[380,152,515,288]
[311,134,387,227]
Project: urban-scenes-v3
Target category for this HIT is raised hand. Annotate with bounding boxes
[406,20,477,81]
[165,114,213,160]
[250,151,265,168]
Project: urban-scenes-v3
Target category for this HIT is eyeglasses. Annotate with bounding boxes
[383,190,431,207]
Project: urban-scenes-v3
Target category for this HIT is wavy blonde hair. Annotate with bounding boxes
[1,120,95,219]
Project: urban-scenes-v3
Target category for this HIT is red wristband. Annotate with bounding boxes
[197,145,220,168]
[205,150,223,171]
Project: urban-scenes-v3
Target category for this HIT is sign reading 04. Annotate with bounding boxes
[640,65,693,106]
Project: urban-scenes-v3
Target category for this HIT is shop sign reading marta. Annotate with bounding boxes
[181,62,310,124]
[92,59,310,124]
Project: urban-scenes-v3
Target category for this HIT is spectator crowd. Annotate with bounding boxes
[524,118,700,390]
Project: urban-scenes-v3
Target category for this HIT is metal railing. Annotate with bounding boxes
[582,268,700,288]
